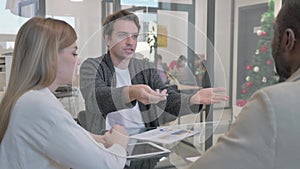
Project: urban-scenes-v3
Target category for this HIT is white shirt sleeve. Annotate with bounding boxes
[42,110,127,169]
[14,89,127,169]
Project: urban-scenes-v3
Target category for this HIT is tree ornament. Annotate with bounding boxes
[261,31,267,37]
[255,50,260,55]
[242,88,247,94]
[253,66,260,72]
[261,45,267,52]
[246,82,253,87]
[237,99,247,107]
[262,77,267,83]
[266,60,271,65]
[246,76,250,81]
[256,30,262,36]
[246,65,252,70]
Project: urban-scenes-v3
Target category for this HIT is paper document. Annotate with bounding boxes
[130,126,201,144]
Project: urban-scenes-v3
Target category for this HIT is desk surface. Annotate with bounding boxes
[127,121,231,169]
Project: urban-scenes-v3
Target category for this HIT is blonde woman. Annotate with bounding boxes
[0,17,128,169]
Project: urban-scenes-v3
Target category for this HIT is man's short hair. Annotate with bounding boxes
[178,55,187,62]
[102,9,141,38]
[277,1,300,42]
[156,54,162,60]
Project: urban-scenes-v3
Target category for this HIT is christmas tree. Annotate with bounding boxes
[240,0,278,103]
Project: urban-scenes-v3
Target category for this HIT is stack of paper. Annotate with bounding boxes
[130,126,200,144]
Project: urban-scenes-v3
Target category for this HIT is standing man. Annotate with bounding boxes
[189,1,300,168]
[80,10,228,135]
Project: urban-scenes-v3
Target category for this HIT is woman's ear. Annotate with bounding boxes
[284,28,296,51]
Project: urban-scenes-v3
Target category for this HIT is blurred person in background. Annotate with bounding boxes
[155,54,169,84]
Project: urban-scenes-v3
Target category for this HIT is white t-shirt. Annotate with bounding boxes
[0,88,126,169]
[106,67,145,135]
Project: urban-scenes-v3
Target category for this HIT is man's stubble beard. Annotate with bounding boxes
[272,43,292,81]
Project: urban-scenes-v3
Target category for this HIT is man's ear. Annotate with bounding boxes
[104,34,110,47]
[284,28,296,51]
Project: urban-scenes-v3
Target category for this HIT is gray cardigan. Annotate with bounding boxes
[80,52,202,134]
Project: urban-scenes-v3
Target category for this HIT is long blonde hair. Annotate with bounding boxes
[0,17,77,141]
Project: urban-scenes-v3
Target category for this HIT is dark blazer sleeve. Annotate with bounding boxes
[80,57,136,118]
[80,58,101,115]
[94,72,136,117]
[143,61,202,116]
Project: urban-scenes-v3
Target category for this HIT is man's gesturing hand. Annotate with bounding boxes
[190,87,229,105]
[126,84,167,105]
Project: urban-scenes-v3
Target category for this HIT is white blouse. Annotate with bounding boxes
[0,88,126,169]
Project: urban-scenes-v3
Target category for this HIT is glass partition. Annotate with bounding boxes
[0,0,283,147]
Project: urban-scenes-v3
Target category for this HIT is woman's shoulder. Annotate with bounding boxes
[17,88,57,105]
[14,88,63,118]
